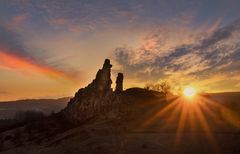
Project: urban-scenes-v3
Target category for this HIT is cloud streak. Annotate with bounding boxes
[0,51,76,81]
[0,24,77,82]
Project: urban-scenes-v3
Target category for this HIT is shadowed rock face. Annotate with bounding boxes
[94,59,112,92]
[115,73,124,93]
[62,59,122,123]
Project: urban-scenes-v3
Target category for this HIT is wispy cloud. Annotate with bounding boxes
[114,19,240,91]
[0,91,8,95]
[0,24,78,82]
[0,52,77,81]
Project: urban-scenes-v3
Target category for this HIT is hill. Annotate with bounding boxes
[0,97,70,119]
[207,92,240,104]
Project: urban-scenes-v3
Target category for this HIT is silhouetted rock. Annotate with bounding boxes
[115,73,124,93]
[93,59,112,92]
[62,59,122,123]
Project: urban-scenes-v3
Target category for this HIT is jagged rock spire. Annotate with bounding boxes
[62,59,123,123]
[115,73,124,93]
[94,59,112,92]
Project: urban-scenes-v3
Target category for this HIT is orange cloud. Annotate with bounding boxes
[0,51,77,82]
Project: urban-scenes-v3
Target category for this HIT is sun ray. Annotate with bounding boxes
[194,99,219,152]
[164,101,182,124]
[175,100,189,144]
[188,103,198,140]
[141,97,181,128]
[197,97,222,125]
[140,91,238,153]
[201,96,240,128]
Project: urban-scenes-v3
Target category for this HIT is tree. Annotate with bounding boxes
[144,81,171,95]
[159,81,171,95]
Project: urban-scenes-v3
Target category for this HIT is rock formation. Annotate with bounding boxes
[62,59,123,123]
[115,73,124,93]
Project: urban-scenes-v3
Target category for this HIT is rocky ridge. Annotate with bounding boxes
[62,59,123,123]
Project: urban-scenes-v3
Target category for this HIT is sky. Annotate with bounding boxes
[0,0,240,101]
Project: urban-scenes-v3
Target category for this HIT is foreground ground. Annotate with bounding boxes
[1,120,240,154]
[0,90,240,154]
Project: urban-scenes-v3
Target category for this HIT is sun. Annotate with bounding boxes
[183,87,197,98]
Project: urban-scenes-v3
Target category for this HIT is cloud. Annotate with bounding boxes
[7,14,27,29]
[5,0,200,34]
[0,91,8,95]
[113,19,240,91]
[0,52,76,81]
[48,17,82,33]
[0,24,78,82]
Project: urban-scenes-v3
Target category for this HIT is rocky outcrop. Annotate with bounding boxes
[115,73,124,93]
[62,59,123,123]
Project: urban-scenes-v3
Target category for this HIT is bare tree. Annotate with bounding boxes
[144,81,171,95]
[159,81,171,95]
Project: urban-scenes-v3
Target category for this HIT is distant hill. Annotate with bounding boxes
[200,92,240,110]
[1,92,239,120]
[207,92,240,103]
[0,97,70,119]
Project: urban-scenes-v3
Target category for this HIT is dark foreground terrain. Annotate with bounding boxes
[0,90,240,154]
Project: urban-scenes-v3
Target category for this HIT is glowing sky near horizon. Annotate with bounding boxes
[0,0,240,101]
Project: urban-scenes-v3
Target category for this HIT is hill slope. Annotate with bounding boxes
[1,91,240,154]
[0,97,70,119]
